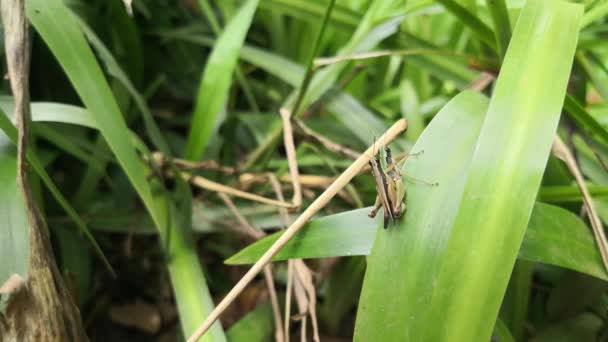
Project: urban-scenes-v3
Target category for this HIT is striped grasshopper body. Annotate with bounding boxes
[368,146,406,229]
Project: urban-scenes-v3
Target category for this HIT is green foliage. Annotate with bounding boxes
[2,0,608,340]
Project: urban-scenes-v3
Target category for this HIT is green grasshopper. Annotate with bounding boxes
[368,145,406,229]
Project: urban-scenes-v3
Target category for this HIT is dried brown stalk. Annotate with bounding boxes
[280,108,303,209]
[466,72,495,92]
[150,152,236,174]
[0,1,87,340]
[295,119,360,159]
[552,135,608,273]
[183,171,294,208]
[239,173,336,189]
[218,193,284,342]
[217,193,265,240]
[269,174,319,342]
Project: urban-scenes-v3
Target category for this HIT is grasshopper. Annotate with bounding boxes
[368,145,406,229]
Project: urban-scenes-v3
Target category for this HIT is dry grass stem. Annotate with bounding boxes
[263,265,285,342]
[239,173,336,189]
[217,192,284,342]
[294,260,320,342]
[151,152,236,174]
[552,135,608,273]
[466,72,495,91]
[269,174,295,342]
[183,171,294,208]
[280,108,303,209]
[295,119,360,159]
[314,49,460,67]
[217,193,265,240]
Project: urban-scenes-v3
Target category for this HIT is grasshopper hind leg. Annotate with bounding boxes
[368,195,382,218]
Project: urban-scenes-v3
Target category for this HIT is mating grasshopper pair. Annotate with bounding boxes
[368,145,407,229]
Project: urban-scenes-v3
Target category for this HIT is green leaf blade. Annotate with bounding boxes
[413,1,581,341]
[184,0,259,160]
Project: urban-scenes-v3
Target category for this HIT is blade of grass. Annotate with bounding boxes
[581,1,608,29]
[259,0,479,87]
[564,94,608,145]
[493,318,516,342]
[500,260,533,341]
[26,1,226,340]
[435,0,496,48]
[184,0,259,160]
[198,0,260,112]
[289,0,335,115]
[539,184,608,202]
[576,52,608,101]
[486,0,511,60]
[167,34,392,146]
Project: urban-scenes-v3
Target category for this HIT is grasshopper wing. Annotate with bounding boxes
[370,156,395,229]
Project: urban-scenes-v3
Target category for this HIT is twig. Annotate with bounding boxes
[217,193,265,240]
[151,152,236,174]
[295,119,360,159]
[285,260,293,342]
[280,108,302,209]
[217,193,284,342]
[187,119,408,342]
[294,261,320,342]
[552,135,608,272]
[269,174,319,341]
[314,49,468,67]
[269,174,294,342]
[466,72,495,92]
[151,156,300,209]
[183,171,294,208]
[293,276,308,342]
[263,265,285,342]
[239,173,336,189]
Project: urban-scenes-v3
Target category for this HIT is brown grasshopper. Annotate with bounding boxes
[368,146,406,229]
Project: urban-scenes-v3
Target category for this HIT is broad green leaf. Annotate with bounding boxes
[0,127,28,283]
[0,97,97,129]
[224,203,608,282]
[0,110,112,274]
[359,1,581,341]
[26,1,225,340]
[185,0,259,160]
[354,89,486,341]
